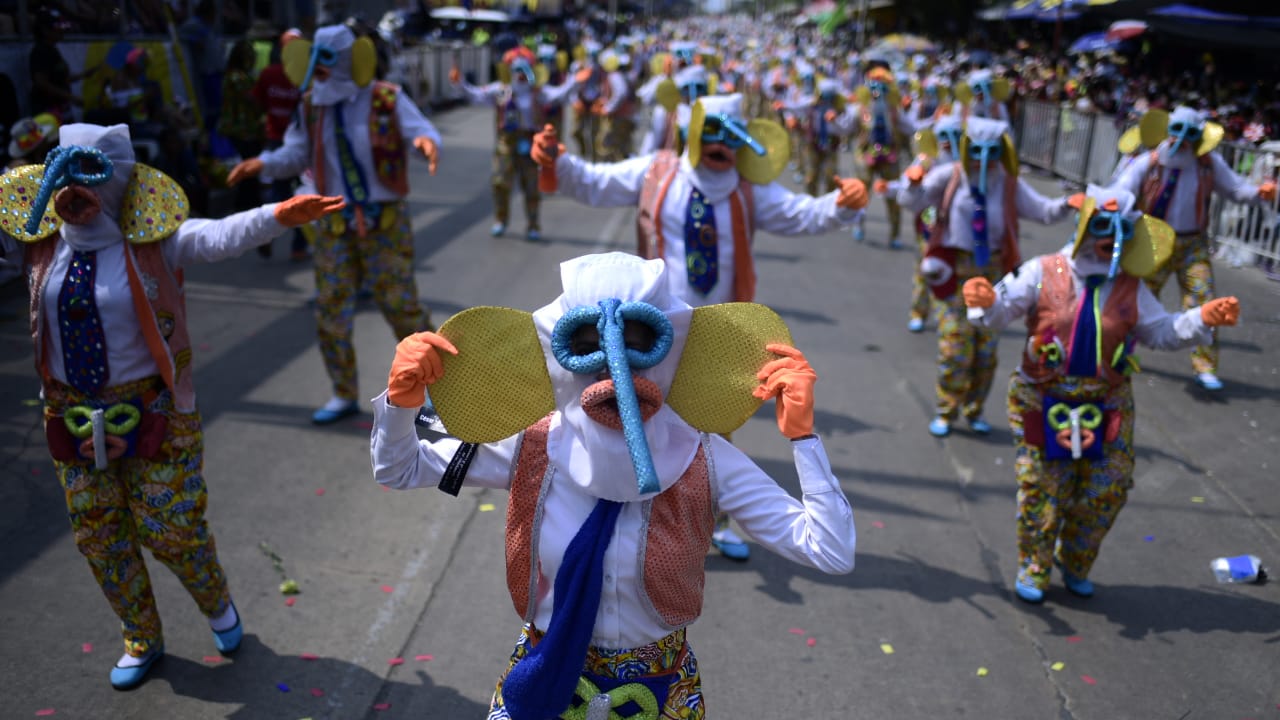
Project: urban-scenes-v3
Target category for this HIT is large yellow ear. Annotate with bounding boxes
[953,83,973,105]
[120,164,190,244]
[1070,195,1096,259]
[707,73,718,95]
[650,51,670,77]
[736,119,790,185]
[282,39,313,87]
[426,307,556,443]
[1139,109,1169,149]
[1117,126,1142,155]
[573,45,586,62]
[1001,134,1018,177]
[535,63,550,86]
[655,78,680,112]
[0,164,60,242]
[351,36,377,87]
[914,128,938,159]
[854,86,871,106]
[1198,121,1224,156]
[687,101,705,168]
[666,303,794,435]
[1123,215,1175,278]
[497,62,512,85]
[556,51,568,73]
[602,54,620,72]
[992,77,1012,102]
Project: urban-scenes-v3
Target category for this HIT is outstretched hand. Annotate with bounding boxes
[387,332,459,408]
[449,66,461,85]
[1200,296,1240,327]
[904,164,925,184]
[227,157,264,187]
[752,343,817,440]
[834,176,869,210]
[413,136,439,175]
[273,195,346,228]
[962,277,996,309]
[1259,181,1277,202]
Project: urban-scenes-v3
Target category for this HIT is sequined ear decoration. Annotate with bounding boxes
[120,165,189,244]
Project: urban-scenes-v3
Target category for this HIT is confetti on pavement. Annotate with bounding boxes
[880,644,894,655]
[380,584,395,593]
[285,597,296,607]
[415,654,434,662]
[1051,662,1065,671]
[35,710,56,717]
[372,703,392,711]
[315,489,326,496]
[976,667,988,677]
[388,658,404,666]
[871,521,885,529]
[81,643,92,653]
[1080,675,1097,686]
[203,656,223,664]
[1143,536,1155,542]
[309,689,325,697]
[300,653,320,661]
[479,503,496,512]
[806,638,817,647]
[355,421,374,430]
[1191,496,1205,504]
[197,343,212,351]
[277,683,291,692]
[788,628,806,635]
[23,398,40,406]
[30,468,40,475]
[1066,636,1082,644]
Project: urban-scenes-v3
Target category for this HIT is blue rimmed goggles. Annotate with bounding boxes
[938,128,963,153]
[511,59,536,84]
[967,140,1002,195]
[300,43,340,92]
[701,114,765,155]
[674,48,696,64]
[1088,210,1135,279]
[680,81,708,103]
[24,145,115,235]
[868,80,889,96]
[1167,121,1203,154]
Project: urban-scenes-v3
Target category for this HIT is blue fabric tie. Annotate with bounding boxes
[970,188,990,268]
[872,106,889,146]
[333,101,371,223]
[1067,275,1107,378]
[58,250,109,395]
[685,188,718,295]
[1148,167,1180,219]
[500,498,624,720]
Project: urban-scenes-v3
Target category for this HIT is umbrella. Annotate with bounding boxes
[1105,19,1147,41]
[430,7,510,22]
[870,33,937,53]
[1067,31,1115,54]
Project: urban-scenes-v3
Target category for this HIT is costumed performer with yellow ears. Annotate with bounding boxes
[1107,105,1276,391]
[226,24,443,425]
[797,78,858,198]
[450,47,581,241]
[962,185,1241,603]
[531,93,869,560]
[371,251,857,719]
[897,117,1074,438]
[637,64,712,156]
[3,122,343,690]
[851,67,912,246]
[952,68,1012,123]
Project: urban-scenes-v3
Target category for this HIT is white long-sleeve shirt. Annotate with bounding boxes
[1108,144,1260,234]
[554,152,863,307]
[369,390,856,649]
[897,163,1072,254]
[40,206,288,387]
[456,78,580,132]
[259,85,441,204]
[601,71,633,116]
[975,247,1213,378]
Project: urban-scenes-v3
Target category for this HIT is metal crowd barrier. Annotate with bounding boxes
[1209,140,1280,264]
[1014,99,1122,187]
[391,42,491,108]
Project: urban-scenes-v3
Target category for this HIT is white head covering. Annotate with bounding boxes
[675,64,708,90]
[55,123,135,251]
[699,93,745,124]
[532,253,700,502]
[310,24,361,107]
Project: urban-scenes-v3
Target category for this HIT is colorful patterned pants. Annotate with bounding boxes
[908,221,934,323]
[493,131,540,231]
[936,251,1002,421]
[46,377,231,658]
[313,201,431,401]
[858,160,902,240]
[1007,374,1135,590]
[572,105,599,159]
[489,624,704,720]
[598,115,635,162]
[803,143,840,197]
[1143,232,1217,374]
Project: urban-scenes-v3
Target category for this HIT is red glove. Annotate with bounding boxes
[387,332,459,408]
[752,343,817,440]
[227,157,263,187]
[963,277,996,309]
[834,176,869,210]
[413,137,439,176]
[1200,297,1240,326]
[273,195,346,227]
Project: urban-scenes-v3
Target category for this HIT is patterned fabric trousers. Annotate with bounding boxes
[858,160,902,240]
[1143,232,1217,374]
[313,200,431,401]
[803,143,840,197]
[488,624,704,720]
[572,106,600,159]
[935,251,1002,421]
[909,222,935,323]
[1007,373,1135,590]
[493,131,541,231]
[598,115,636,162]
[46,376,231,658]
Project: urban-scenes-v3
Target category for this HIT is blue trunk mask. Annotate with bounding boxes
[24,145,115,235]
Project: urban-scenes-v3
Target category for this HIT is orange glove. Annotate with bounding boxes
[532,124,563,168]
[573,99,586,113]
[785,116,798,130]
[591,99,606,116]
[834,176,868,210]
[449,65,460,85]
[873,178,889,195]
[227,157,263,187]
[387,332,459,408]
[1200,296,1240,326]
[963,277,996,309]
[824,109,837,122]
[1258,181,1277,202]
[575,67,592,83]
[413,136,439,176]
[752,343,817,440]
[905,164,925,184]
[772,100,784,111]
[273,194,346,228]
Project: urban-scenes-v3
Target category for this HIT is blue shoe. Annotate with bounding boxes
[110,648,163,691]
[968,418,993,435]
[888,237,904,250]
[212,603,243,654]
[1055,562,1095,597]
[853,226,865,243]
[490,222,506,237]
[312,399,359,425]
[526,229,541,242]
[1014,579,1045,604]
[928,417,951,437]
[711,529,750,561]
[1196,372,1223,391]
[907,317,925,333]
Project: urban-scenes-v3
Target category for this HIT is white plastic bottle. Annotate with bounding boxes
[1210,555,1266,584]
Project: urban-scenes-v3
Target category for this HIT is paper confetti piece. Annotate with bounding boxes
[277,683,291,692]
[387,658,404,666]
[976,667,988,677]
[35,710,56,717]
[202,656,223,664]
[380,485,391,492]
[81,643,93,653]
[380,584,394,593]
[315,489,326,496]
[1080,675,1097,686]
[285,597,296,607]
[880,643,894,655]
[1066,636,1082,644]
[300,653,319,661]
[309,689,325,697]
[23,398,40,406]
[1051,662,1065,671]
[197,343,212,351]
[1190,496,1205,504]
[479,503,496,512]
[788,628,806,635]
[806,637,817,647]
[30,467,40,475]
[1143,536,1155,542]
[280,579,300,595]
[355,421,374,430]
[871,521,885,529]
[372,703,391,711]
[414,654,434,662]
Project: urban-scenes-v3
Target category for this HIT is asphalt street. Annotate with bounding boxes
[1,105,1277,720]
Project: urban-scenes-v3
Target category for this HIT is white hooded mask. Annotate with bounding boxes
[48,123,135,252]
[310,25,362,107]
